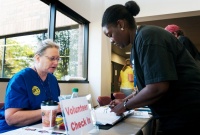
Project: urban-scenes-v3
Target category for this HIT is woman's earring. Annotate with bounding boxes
[121,28,124,31]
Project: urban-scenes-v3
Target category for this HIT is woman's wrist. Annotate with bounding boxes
[123,99,131,111]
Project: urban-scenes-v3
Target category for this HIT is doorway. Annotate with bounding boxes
[111,62,123,93]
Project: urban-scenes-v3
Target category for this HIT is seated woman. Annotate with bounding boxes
[0,39,61,133]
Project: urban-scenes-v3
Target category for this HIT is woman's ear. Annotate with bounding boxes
[117,20,125,30]
[34,54,40,63]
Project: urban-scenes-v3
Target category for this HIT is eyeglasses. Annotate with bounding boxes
[45,56,61,62]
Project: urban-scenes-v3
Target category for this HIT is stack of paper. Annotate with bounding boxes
[131,111,150,118]
[94,106,134,125]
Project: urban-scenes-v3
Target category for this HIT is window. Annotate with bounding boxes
[53,10,85,80]
[0,0,89,82]
[2,34,42,78]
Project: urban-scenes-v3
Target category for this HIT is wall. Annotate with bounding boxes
[0,82,90,102]
[112,52,126,65]
[103,0,200,18]
[0,82,6,102]
[0,0,76,36]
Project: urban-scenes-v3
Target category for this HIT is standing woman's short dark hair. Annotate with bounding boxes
[122,59,131,71]
[101,1,140,30]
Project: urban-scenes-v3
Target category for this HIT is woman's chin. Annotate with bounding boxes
[48,69,55,74]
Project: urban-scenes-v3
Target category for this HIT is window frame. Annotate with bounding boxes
[0,0,90,83]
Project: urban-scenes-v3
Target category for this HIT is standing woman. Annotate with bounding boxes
[0,39,61,133]
[102,1,200,135]
[119,59,134,97]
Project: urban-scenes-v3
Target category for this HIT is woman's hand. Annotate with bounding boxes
[109,99,123,109]
[110,102,126,116]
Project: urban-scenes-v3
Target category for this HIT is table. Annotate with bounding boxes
[33,115,154,135]
[1,114,154,135]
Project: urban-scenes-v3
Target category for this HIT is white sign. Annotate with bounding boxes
[60,97,94,135]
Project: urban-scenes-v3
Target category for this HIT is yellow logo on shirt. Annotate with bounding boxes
[32,86,40,96]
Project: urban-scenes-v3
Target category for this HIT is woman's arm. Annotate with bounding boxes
[128,74,134,82]
[5,108,41,126]
[109,91,136,107]
[111,82,169,115]
[5,103,61,127]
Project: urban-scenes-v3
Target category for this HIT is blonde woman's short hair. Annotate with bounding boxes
[34,39,60,56]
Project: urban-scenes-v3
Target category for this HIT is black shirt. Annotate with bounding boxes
[131,25,200,131]
[178,35,200,60]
